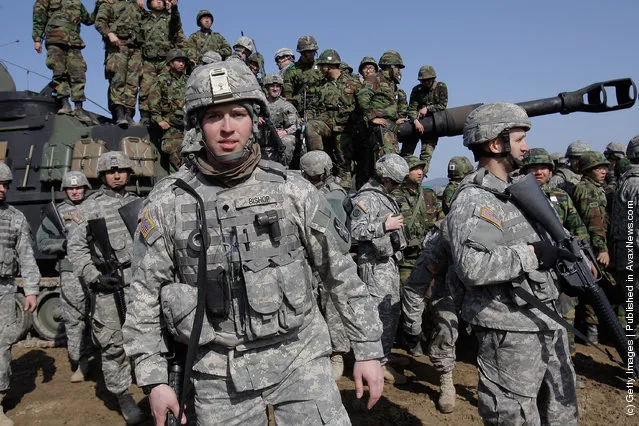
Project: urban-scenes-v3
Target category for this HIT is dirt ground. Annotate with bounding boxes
[3,336,635,426]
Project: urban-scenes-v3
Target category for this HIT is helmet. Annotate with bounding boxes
[263,73,283,86]
[358,56,378,73]
[626,135,639,161]
[247,52,265,75]
[166,48,188,64]
[316,49,341,66]
[447,156,474,179]
[201,50,222,64]
[375,154,409,183]
[405,155,426,170]
[340,62,353,74]
[97,151,133,173]
[274,48,295,61]
[61,171,90,189]
[196,9,213,26]
[0,162,12,182]
[579,151,610,172]
[565,140,591,157]
[521,148,554,172]
[378,50,405,69]
[300,151,332,177]
[550,152,568,166]
[233,36,255,55]
[418,65,436,80]
[296,35,318,52]
[604,141,626,160]
[463,102,531,147]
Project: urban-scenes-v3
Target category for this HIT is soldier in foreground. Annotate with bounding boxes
[447,103,578,424]
[123,59,384,425]
[0,163,40,426]
[36,171,92,383]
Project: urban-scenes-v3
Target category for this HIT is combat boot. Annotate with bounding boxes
[139,110,151,127]
[438,371,456,413]
[74,102,92,123]
[57,97,73,115]
[114,105,128,129]
[117,391,146,425]
[70,357,89,383]
[0,392,14,426]
[125,108,136,125]
[330,353,344,380]
[383,364,407,385]
[587,324,599,345]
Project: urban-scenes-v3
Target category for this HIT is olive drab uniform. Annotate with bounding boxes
[282,60,323,117]
[123,162,383,424]
[442,180,460,215]
[187,30,231,65]
[0,205,40,392]
[36,201,89,365]
[68,188,140,396]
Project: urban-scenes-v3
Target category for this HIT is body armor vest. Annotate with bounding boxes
[58,201,79,272]
[0,207,19,277]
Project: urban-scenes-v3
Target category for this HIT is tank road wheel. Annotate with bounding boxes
[13,292,34,342]
[33,290,66,342]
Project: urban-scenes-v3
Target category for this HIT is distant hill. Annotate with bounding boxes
[423,177,448,191]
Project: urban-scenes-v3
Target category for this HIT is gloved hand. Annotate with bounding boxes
[530,241,578,270]
[94,274,121,293]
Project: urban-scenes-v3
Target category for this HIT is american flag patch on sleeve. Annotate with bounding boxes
[139,209,156,239]
[479,206,501,228]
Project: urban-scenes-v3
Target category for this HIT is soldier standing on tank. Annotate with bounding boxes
[447,102,578,425]
[351,154,410,385]
[121,59,384,425]
[0,163,40,426]
[263,73,299,168]
[305,49,361,189]
[148,48,188,172]
[274,48,295,75]
[358,56,378,83]
[549,140,591,196]
[282,35,323,117]
[36,171,92,384]
[67,152,145,425]
[442,156,474,214]
[186,10,231,66]
[402,65,448,174]
[32,0,97,123]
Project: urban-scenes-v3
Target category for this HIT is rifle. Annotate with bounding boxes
[86,218,127,326]
[300,88,308,152]
[118,198,144,238]
[42,201,66,237]
[505,174,638,376]
[165,340,186,426]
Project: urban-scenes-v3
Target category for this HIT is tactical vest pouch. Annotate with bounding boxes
[71,138,108,178]
[0,247,17,278]
[371,234,395,259]
[160,282,216,345]
[0,141,7,162]
[120,136,155,177]
[40,142,72,182]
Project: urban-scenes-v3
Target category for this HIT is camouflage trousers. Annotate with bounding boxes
[399,137,439,174]
[428,276,458,374]
[317,281,350,354]
[280,134,296,168]
[359,257,400,363]
[0,288,22,392]
[158,127,185,172]
[558,293,578,353]
[474,327,578,426]
[191,356,349,426]
[138,58,166,112]
[105,46,142,110]
[306,121,353,188]
[45,44,87,102]
[60,271,88,363]
[354,125,398,189]
[401,256,434,337]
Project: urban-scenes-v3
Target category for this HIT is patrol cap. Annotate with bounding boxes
[274,48,295,61]
[263,73,283,86]
[463,102,531,147]
[0,162,12,182]
[378,50,405,69]
[233,36,255,55]
[196,9,213,26]
[97,151,133,173]
[358,56,378,74]
[405,155,426,170]
[296,35,318,52]
[316,49,341,66]
[418,65,436,80]
[627,135,639,161]
[579,151,610,172]
[376,153,409,183]
[604,141,626,160]
[61,171,90,189]
[521,148,554,173]
[300,151,332,177]
[565,140,591,157]
[447,156,474,179]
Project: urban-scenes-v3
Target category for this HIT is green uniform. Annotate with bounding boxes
[282,60,323,116]
[442,180,460,215]
[187,29,231,65]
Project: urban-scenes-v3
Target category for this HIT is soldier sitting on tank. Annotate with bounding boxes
[263,73,299,168]
[186,10,231,66]
[442,156,474,214]
[358,57,378,83]
[0,162,40,426]
[247,52,265,87]
[549,140,591,196]
[36,171,93,384]
[274,47,295,75]
[230,36,255,63]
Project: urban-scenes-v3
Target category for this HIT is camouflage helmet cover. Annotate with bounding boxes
[300,151,333,177]
[201,50,222,64]
[358,56,378,73]
[196,9,213,26]
[418,65,436,80]
[447,156,474,179]
[263,73,283,86]
[378,50,405,69]
[340,62,353,74]
[233,36,255,54]
[97,151,133,173]
[274,47,295,60]
[604,141,626,160]
[376,153,409,183]
[521,148,554,172]
[0,162,12,182]
[627,135,639,161]
[296,35,318,52]
[316,49,341,65]
[166,48,188,64]
[565,140,591,157]
[463,102,531,147]
[579,151,610,172]
[61,171,90,189]
[405,155,426,170]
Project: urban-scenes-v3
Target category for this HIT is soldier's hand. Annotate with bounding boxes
[589,261,599,279]
[530,241,578,270]
[395,118,409,125]
[107,33,120,46]
[414,119,424,134]
[149,384,186,425]
[596,251,610,268]
[384,214,403,231]
[24,295,37,312]
[158,121,170,130]
[277,129,287,138]
[258,117,266,126]
[34,42,42,54]
[418,107,428,118]
[136,0,145,9]
[353,359,384,409]
[371,117,388,127]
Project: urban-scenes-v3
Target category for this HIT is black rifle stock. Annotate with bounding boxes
[42,201,66,237]
[506,174,637,376]
[118,198,144,238]
[165,340,185,426]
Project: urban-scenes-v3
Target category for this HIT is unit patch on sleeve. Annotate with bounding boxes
[478,206,501,229]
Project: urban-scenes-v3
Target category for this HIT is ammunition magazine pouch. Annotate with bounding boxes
[0,246,17,278]
[160,282,217,346]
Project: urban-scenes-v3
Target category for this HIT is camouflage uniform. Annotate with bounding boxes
[32,0,95,102]
[443,156,474,214]
[282,36,323,117]
[549,140,591,197]
[265,74,299,168]
[186,11,231,65]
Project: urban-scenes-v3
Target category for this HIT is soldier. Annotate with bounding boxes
[282,35,323,116]
[306,49,361,189]
[550,151,568,170]
[442,156,474,214]
[67,152,144,425]
[549,140,591,196]
[32,0,96,122]
[0,162,40,426]
[263,73,299,167]
[94,0,143,128]
[402,65,449,174]
[186,9,231,66]
[358,56,378,83]
[122,59,383,425]
[138,0,186,125]
[247,52,265,86]
[447,102,578,424]
[351,154,409,385]
[149,48,188,171]
[36,171,92,383]
[603,141,626,201]
[274,47,295,75]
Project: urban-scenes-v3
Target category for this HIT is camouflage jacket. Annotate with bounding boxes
[307,72,361,127]
[407,81,448,121]
[187,29,231,64]
[282,60,324,115]
[541,184,589,241]
[36,199,83,273]
[356,71,405,124]
[392,183,443,256]
[610,164,639,270]
[268,97,299,136]
[139,8,186,61]
[94,0,142,48]
[32,0,96,48]
[442,180,461,215]
[149,68,187,128]
[572,176,608,254]
[548,166,581,197]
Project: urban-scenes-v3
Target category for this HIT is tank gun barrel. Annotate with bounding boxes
[397,78,637,140]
